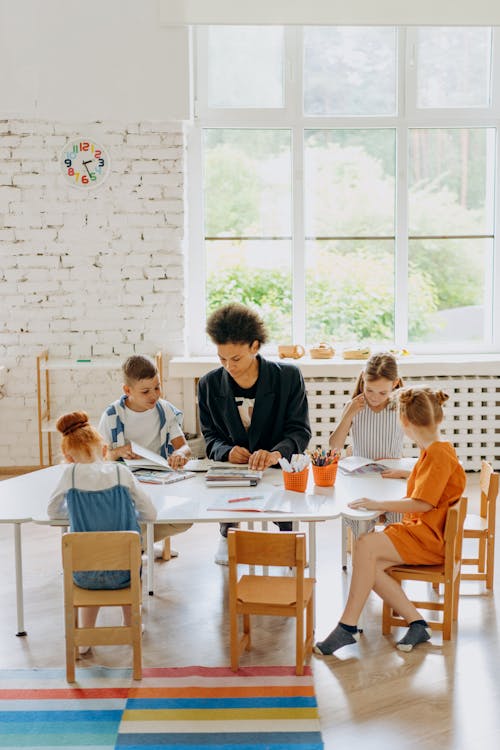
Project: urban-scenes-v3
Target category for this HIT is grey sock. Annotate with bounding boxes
[313,623,360,655]
[396,621,432,652]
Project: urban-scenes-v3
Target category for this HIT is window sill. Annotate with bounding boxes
[168,353,500,379]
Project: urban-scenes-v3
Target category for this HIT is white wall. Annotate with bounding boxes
[159,0,500,25]
[0,0,190,121]
[0,1,192,466]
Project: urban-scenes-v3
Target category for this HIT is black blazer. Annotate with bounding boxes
[197,355,311,463]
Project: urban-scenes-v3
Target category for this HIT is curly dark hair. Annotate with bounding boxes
[206,303,269,346]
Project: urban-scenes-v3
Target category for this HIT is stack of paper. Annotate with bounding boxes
[205,467,263,487]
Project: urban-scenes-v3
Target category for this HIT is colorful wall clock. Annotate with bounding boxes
[60,138,110,189]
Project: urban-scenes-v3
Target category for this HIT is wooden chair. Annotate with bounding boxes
[228,529,315,676]
[382,496,467,641]
[461,461,498,589]
[62,531,142,682]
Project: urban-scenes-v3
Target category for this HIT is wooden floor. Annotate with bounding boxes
[0,473,498,749]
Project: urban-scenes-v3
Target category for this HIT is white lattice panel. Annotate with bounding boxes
[305,375,500,471]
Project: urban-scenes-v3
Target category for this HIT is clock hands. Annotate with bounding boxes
[82,159,92,177]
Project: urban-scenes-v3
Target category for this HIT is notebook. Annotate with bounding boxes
[206,493,288,512]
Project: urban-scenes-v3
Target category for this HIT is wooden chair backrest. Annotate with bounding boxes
[444,496,467,578]
[479,460,499,520]
[228,529,306,569]
[62,531,141,573]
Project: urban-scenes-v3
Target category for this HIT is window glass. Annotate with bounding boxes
[408,128,495,343]
[203,129,292,342]
[416,28,492,109]
[304,129,396,345]
[304,27,397,116]
[207,26,284,108]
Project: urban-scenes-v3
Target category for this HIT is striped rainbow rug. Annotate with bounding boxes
[0,665,324,749]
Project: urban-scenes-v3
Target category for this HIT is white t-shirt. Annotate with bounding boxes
[98,403,183,454]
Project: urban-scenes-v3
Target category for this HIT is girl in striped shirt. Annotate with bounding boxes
[329,352,408,480]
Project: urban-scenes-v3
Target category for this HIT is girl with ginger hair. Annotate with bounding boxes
[48,411,156,654]
[315,386,465,654]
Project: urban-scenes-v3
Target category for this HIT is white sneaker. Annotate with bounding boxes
[153,541,179,559]
[214,536,229,566]
[78,645,92,658]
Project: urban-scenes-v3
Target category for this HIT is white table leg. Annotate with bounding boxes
[341,518,349,570]
[308,521,317,630]
[14,523,26,636]
[147,522,154,595]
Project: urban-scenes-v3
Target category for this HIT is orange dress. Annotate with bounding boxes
[384,442,466,565]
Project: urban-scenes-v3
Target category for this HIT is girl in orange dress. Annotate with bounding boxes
[315,386,466,654]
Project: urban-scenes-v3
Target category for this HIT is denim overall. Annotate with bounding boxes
[67,464,141,590]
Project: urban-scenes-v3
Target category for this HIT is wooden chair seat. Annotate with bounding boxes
[228,529,315,676]
[382,496,467,641]
[237,575,315,610]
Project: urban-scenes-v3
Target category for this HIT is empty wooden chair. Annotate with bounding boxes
[461,460,498,589]
[382,496,467,641]
[62,531,142,682]
[228,528,315,676]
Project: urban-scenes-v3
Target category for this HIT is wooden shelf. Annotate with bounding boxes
[36,351,163,467]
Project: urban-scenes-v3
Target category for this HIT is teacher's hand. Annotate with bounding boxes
[228,446,252,464]
[248,449,281,471]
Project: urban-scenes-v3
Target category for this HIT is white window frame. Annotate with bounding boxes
[187,25,500,355]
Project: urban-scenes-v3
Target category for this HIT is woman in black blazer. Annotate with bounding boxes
[198,303,311,564]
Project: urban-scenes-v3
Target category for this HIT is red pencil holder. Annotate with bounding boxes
[312,460,339,487]
[283,467,309,492]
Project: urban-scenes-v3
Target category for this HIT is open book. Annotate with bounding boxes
[339,456,415,475]
[206,493,287,512]
[131,468,196,485]
[124,442,195,483]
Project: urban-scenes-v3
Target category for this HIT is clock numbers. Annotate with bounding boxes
[61,139,110,189]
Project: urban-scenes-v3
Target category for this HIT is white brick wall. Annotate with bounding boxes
[0,119,187,466]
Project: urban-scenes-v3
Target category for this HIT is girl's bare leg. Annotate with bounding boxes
[78,605,100,656]
[340,532,406,625]
[121,605,131,626]
[80,605,100,629]
[314,532,419,655]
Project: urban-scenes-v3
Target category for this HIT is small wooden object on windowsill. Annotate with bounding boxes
[342,347,371,360]
[310,343,335,359]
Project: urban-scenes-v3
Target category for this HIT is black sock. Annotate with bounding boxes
[339,621,358,634]
[410,619,428,627]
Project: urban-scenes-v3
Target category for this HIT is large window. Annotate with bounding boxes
[189,26,499,354]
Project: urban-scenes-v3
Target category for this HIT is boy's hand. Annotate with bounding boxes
[109,443,140,461]
[228,446,251,464]
[168,452,189,470]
